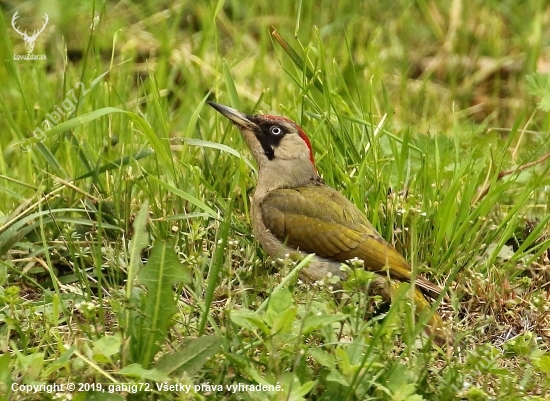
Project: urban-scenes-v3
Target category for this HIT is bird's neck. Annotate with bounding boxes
[255,159,320,198]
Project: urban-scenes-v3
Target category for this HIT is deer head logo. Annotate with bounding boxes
[11,11,49,54]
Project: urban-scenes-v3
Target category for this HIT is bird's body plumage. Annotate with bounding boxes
[259,185,442,298]
[208,101,450,344]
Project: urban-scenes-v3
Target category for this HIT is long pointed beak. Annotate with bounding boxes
[208,101,258,130]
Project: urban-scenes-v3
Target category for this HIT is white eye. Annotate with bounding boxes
[270,126,282,135]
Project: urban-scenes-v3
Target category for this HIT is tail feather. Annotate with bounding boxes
[390,281,452,346]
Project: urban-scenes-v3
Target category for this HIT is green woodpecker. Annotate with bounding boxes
[208,101,450,345]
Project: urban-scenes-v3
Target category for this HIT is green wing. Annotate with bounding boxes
[261,185,442,298]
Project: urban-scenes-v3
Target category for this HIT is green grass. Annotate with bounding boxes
[1,0,550,400]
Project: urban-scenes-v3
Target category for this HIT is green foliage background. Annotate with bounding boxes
[0,0,549,399]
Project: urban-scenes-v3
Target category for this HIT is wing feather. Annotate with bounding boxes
[261,185,442,298]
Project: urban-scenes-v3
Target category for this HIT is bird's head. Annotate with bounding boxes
[209,101,319,191]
